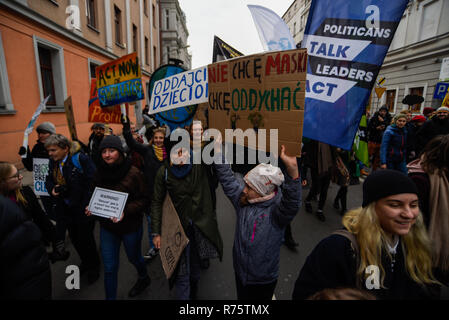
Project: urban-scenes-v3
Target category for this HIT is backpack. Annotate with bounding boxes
[331,229,362,289]
[70,152,84,174]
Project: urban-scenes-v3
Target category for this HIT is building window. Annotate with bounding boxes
[166,10,170,30]
[114,6,122,45]
[293,22,296,35]
[88,58,102,81]
[33,36,67,110]
[144,0,148,16]
[153,46,157,68]
[409,87,424,112]
[419,0,441,41]
[385,89,396,113]
[0,32,14,113]
[133,24,138,53]
[153,4,156,28]
[86,0,97,28]
[38,47,57,106]
[145,37,149,65]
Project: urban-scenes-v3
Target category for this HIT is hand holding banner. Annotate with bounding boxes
[22,95,51,158]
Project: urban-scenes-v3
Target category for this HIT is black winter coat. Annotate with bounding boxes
[367,111,390,144]
[21,141,49,171]
[123,127,167,204]
[292,234,439,300]
[416,117,449,155]
[45,152,96,218]
[0,195,51,299]
[16,186,56,243]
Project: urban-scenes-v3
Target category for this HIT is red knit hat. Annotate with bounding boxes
[423,107,434,116]
[411,115,426,123]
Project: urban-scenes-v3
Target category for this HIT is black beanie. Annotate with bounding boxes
[99,135,125,154]
[362,169,418,207]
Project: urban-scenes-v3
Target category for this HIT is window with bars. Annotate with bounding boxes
[114,6,122,45]
[38,46,56,106]
[86,0,97,28]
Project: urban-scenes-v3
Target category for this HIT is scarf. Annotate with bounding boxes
[153,144,167,162]
[169,149,192,179]
[428,170,449,272]
[95,157,132,187]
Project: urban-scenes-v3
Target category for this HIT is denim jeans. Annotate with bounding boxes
[386,160,408,174]
[146,214,155,250]
[100,226,148,300]
[175,228,201,300]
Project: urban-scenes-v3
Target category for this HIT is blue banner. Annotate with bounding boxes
[302,0,408,150]
[147,64,198,131]
[98,78,144,107]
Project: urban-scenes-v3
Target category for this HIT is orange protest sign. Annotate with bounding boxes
[88,78,129,124]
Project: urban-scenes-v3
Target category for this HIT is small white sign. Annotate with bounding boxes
[149,66,208,115]
[33,158,50,196]
[440,57,449,81]
[88,187,128,220]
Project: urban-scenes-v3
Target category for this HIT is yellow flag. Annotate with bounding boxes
[375,87,386,99]
[442,88,449,107]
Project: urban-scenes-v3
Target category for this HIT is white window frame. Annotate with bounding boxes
[404,83,428,114]
[0,32,14,114]
[417,0,443,42]
[88,57,102,82]
[33,35,67,110]
[381,86,399,114]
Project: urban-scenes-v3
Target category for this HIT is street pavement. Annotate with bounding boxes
[20,169,449,300]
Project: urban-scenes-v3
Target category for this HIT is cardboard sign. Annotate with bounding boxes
[88,187,128,220]
[95,52,144,107]
[88,78,129,123]
[149,66,208,115]
[160,194,189,279]
[207,48,307,156]
[64,96,78,140]
[33,158,49,196]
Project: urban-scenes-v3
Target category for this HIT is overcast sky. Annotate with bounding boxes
[177,0,293,68]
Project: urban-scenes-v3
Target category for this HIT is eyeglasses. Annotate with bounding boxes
[8,172,21,180]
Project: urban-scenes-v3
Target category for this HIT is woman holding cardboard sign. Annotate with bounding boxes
[86,135,150,300]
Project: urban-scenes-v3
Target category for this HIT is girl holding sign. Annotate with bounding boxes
[86,135,150,300]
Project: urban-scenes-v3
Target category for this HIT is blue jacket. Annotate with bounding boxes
[380,125,407,164]
[214,157,301,286]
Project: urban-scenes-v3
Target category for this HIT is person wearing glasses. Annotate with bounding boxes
[0,161,62,261]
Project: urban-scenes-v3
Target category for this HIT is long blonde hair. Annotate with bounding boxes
[0,162,27,207]
[342,204,437,287]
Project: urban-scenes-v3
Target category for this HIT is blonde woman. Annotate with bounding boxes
[292,169,440,300]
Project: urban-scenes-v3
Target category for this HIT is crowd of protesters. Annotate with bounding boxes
[1,101,448,301]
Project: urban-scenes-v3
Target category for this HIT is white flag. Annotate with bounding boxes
[248,5,295,52]
[21,95,51,158]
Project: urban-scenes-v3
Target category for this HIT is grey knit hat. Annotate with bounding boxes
[99,135,125,154]
[36,122,56,134]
